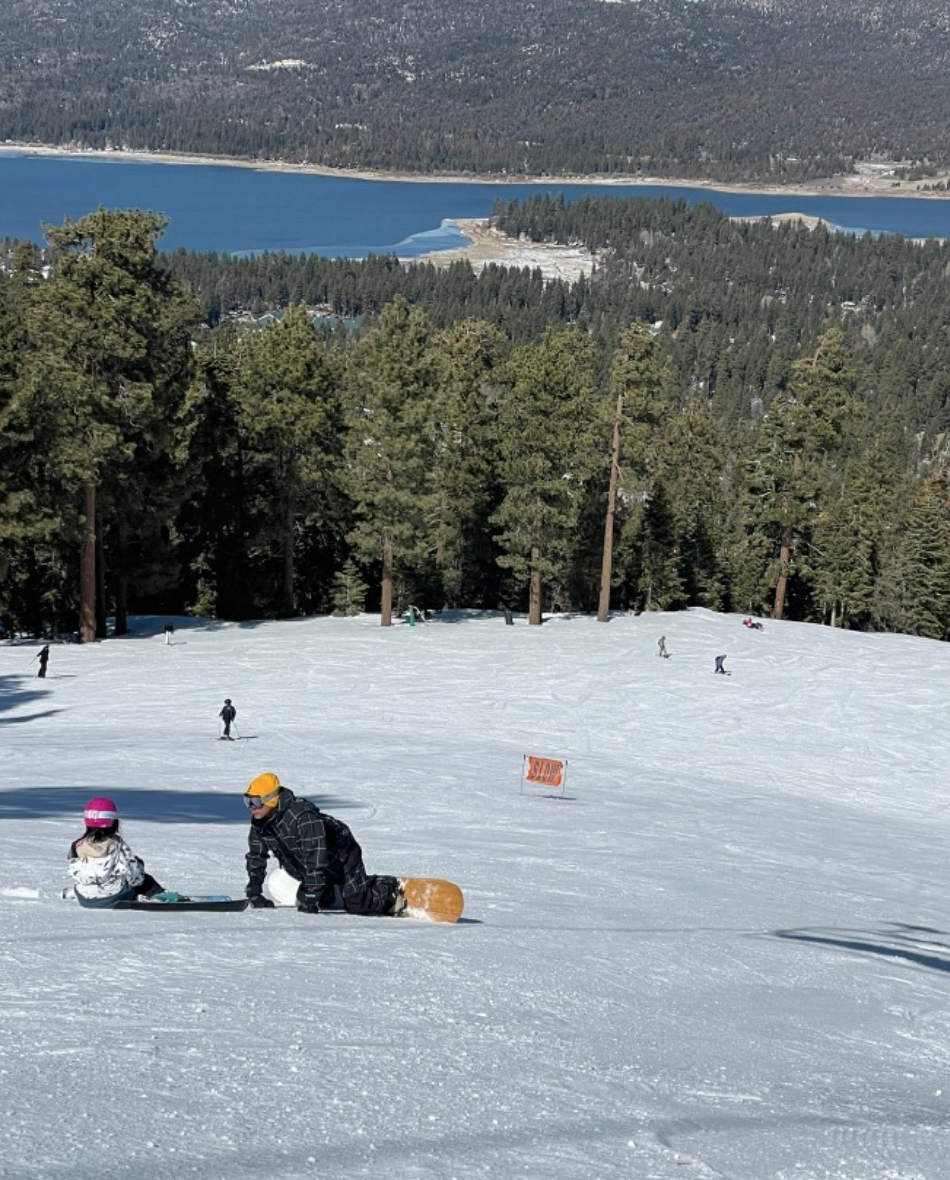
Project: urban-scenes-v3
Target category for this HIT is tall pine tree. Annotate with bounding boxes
[343,297,438,626]
[493,328,600,624]
[11,209,197,640]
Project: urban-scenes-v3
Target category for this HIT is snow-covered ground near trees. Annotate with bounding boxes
[2,607,950,1180]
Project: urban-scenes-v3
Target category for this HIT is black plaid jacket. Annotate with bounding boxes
[246,789,357,901]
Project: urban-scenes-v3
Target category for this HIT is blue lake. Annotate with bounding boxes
[2,151,950,257]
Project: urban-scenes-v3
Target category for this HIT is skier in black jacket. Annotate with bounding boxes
[243,772,404,916]
[219,698,236,740]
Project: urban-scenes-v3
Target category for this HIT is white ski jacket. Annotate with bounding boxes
[67,835,146,900]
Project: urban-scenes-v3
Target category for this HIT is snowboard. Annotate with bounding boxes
[113,893,248,912]
[398,877,465,924]
[265,866,464,922]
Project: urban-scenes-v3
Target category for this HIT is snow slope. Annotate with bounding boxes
[2,608,950,1180]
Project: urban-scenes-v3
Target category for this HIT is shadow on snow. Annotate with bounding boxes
[0,786,362,825]
[0,672,61,727]
[772,923,950,975]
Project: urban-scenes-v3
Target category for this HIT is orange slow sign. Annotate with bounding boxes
[525,756,564,786]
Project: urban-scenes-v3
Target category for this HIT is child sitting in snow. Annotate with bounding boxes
[67,796,164,908]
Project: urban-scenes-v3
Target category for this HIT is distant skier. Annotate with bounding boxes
[219,698,237,740]
[657,635,669,658]
[242,772,405,916]
[714,654,728,675]
[67,796,164,908]
[36,644,50,678]
[163,623,175,645]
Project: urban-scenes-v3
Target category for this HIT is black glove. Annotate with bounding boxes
[297,893,320,914]
[248,894,275,909]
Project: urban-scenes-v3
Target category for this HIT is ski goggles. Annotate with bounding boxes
[243,788,280,811]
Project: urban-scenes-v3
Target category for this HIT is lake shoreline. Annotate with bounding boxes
[3,140,950,202]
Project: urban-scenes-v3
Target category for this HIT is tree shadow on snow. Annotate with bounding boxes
[0,786,362,825]
[0,672,61,727]
[106,616,275,642]
[772,923,950,975]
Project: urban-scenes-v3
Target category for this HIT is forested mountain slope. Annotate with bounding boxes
[2,0,950,181]
[5,200,950,639]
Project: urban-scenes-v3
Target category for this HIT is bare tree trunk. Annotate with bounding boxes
[380,533,393,627]
[115,573,129,635]
[772,451,801,621]
[529,546,543,625]
[95,495,107,639]
[79,482,96,644]
[597,390,624,622]
[772,526,793,620]
[281,498,295,617]
[114,515,129,636]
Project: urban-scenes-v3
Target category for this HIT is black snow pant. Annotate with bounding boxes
[137,873,164,898]
[313,834,399,916]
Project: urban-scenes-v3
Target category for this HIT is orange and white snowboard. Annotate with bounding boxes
[265,866,464,922]
[398,877,465,923]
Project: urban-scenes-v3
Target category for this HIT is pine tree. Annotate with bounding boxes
[753,328,858,621]
[331,558,369,617]
[10,209,197,641]
[430,319,504,607]
[176,337,257,620]
[875,484,950,639]
[343,297,438,626]
[598,324,667,618]
[635,482,687,611]
[811,441,911,629]
[231,306,342,617]
[660,396,729,610]
[0,245,45,625]
[493,327,600,624]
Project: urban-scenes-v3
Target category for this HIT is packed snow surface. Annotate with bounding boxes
[2,608,950,1180]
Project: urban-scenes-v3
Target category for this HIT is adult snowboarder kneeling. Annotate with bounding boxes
[243,772,405,917]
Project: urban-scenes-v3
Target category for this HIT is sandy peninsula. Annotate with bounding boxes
[414,217,597,280]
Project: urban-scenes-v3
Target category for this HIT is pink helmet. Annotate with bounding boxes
[84,796,120,828]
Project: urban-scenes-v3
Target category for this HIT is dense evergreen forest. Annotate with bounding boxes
[4,198,950,641]
[2,0,950,181]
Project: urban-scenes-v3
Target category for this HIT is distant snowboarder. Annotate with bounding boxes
[657,636,669,658]
[163,623,175,645]
[219,698,237,740]
[36,644,50,678]
[714,654,728,675]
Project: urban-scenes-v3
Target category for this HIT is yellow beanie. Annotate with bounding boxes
[246,772,281,807]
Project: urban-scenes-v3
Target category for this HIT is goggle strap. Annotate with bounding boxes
[245,788,280,809]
